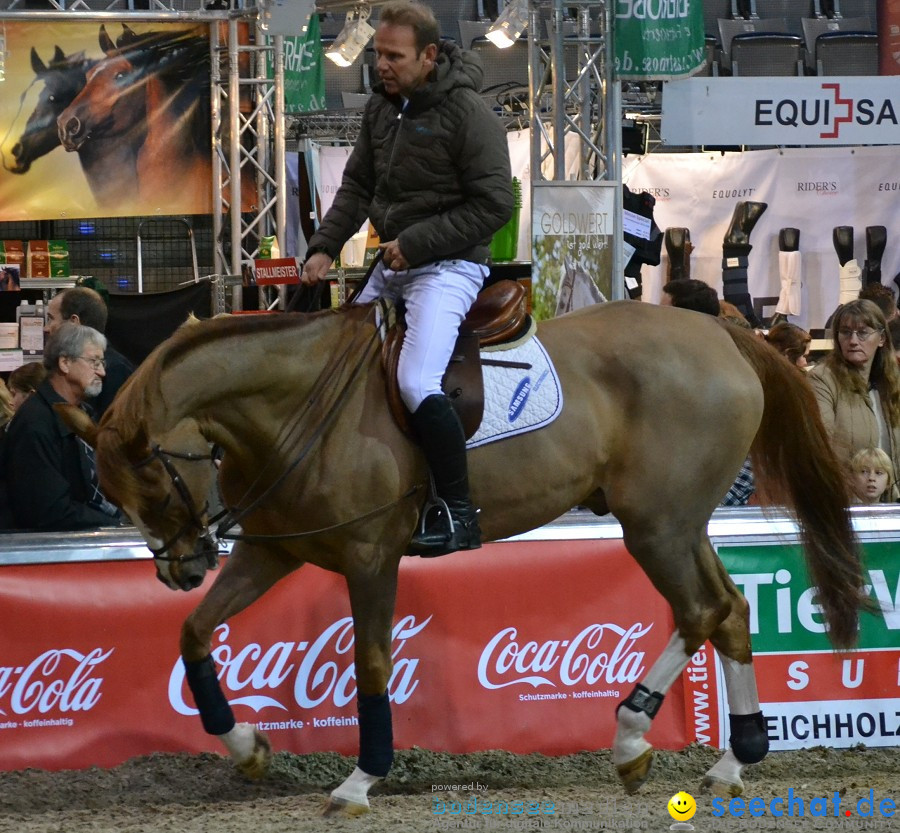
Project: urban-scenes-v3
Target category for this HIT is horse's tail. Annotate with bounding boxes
[723,323,868,650]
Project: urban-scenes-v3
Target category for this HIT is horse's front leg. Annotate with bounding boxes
[324,563,400,817]
[180,541,302,780]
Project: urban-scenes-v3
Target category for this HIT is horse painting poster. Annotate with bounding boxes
[0,21,213,221]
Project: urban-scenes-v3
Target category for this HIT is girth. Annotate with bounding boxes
[382,279,531,439]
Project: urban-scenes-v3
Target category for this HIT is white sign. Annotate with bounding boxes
[663,77,900,147]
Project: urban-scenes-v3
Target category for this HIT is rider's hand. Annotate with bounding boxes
[379,239,409,271]
[300,252,333,285]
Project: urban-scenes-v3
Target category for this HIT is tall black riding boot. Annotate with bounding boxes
[722,201,767,327]
[407,394,481,558]
[665,228,692,282]
[864,225,886,286]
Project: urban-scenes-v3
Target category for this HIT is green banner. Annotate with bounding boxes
[613,0,705,80]
[282,14,325,113]
[718,542,900,653]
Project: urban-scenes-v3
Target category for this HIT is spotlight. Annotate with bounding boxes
[486,0,528,49]
[326,6,375,68]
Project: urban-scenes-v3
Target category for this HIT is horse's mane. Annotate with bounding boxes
[97,309,349,510]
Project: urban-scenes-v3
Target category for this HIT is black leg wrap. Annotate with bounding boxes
[618,683,665,719]
[729,711,769,764]
[357,692,394,778]
[184,656,236,736]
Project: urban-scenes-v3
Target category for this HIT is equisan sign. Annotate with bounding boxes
[662,77,900,146]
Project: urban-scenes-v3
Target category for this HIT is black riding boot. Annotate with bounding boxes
[407,394,481,558]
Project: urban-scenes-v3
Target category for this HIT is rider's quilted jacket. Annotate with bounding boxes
[307,40,514,268]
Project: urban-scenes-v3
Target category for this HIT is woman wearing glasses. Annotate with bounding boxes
[809,299,900,501]
[0,322,121,530]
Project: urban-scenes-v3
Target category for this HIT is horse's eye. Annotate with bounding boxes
[48,94,56,103]
[115,71,126,81]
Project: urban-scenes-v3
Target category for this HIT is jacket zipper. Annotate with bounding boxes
[382,103,406,238]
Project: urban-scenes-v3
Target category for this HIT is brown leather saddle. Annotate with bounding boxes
[382,279,530,439]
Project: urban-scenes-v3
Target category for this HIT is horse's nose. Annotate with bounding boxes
[57,116,82,148]
[11,142,22,160]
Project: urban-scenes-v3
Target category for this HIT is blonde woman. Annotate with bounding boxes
[809,299,900,499]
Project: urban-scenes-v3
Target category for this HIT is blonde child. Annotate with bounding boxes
[849,447,895,505]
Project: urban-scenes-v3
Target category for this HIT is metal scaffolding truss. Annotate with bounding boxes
[0,2,285,312]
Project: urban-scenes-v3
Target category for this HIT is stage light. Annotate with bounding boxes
[485,0,528,49]
[0,27,7,83]
[326,6,375,68]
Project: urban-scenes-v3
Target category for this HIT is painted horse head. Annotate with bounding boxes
[8,46,92,173]
[56,24,206,154]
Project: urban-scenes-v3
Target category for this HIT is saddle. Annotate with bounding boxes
[382,279,530,439]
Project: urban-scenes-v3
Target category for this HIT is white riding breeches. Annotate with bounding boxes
[355,259,487,412]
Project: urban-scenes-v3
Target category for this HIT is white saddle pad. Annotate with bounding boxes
[467,336,563,449]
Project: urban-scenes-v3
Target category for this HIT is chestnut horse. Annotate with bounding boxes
[56,24,210,208]
[61,300,866,816]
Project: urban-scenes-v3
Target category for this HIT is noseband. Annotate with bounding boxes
[133,444,220,563]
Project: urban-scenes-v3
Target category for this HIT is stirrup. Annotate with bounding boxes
[417,470,454,542]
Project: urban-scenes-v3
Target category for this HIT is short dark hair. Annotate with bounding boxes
[378,1,440,52]
[663,279,720,317]
[859,283,897,320]
[58,286,108,333]
[8,361,47,395]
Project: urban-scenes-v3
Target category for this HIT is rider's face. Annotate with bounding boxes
[374,24,437,99]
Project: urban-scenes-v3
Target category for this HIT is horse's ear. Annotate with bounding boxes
[52,45,66,65]
[55,404,99,448]
[99,24,115,55]
[118,23,138,47]
[31,47,47,75]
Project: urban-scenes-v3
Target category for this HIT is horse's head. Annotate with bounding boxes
[56,25,149,152]
[9,47,91,173]
[58,403,220,592]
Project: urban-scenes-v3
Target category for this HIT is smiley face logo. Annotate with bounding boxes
[667,791,697,822]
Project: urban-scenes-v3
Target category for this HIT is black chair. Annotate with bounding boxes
[816,31,879,75]
[731,33,805,76]
[801,16,874,70]
[718,16,792,71]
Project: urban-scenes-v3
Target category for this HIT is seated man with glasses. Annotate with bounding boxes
[1,322,122,530]
[809,298,900,501]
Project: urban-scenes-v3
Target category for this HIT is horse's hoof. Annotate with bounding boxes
[616,748,654,794]
[322,795,370,818]
[236,729,272,780]
[700,775,744,799]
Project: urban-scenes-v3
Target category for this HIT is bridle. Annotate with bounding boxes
[132,444,221,564]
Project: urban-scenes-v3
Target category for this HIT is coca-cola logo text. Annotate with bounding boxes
[477,623,650,690]
[168,615,430,715]
[0,648,112,715]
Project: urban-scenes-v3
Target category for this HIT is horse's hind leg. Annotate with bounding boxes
[323,563,400,818]
[701,560,769,798]
[180,541,301,780]
[613,528,733,794]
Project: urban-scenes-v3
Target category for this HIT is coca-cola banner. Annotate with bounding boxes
[0,540,682,772]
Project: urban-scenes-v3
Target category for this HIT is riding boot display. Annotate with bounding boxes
[406,393,482,558]
[863,225,886,286]
[771,228,801,327]
[664,228,692,282]
[825,226,861,330]
[721,201,767,327]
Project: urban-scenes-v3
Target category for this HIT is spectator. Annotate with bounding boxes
[7,362,47,414]
[44,286,134,418]
[0,380,12,433]
[765,322,812,368]
[661,279,720,316]
[809,299,900,491]
[859,283,898,323]
[1,322,121,530]
[848,446,895,504]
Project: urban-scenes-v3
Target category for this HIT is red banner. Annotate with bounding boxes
[0,539,683,772]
